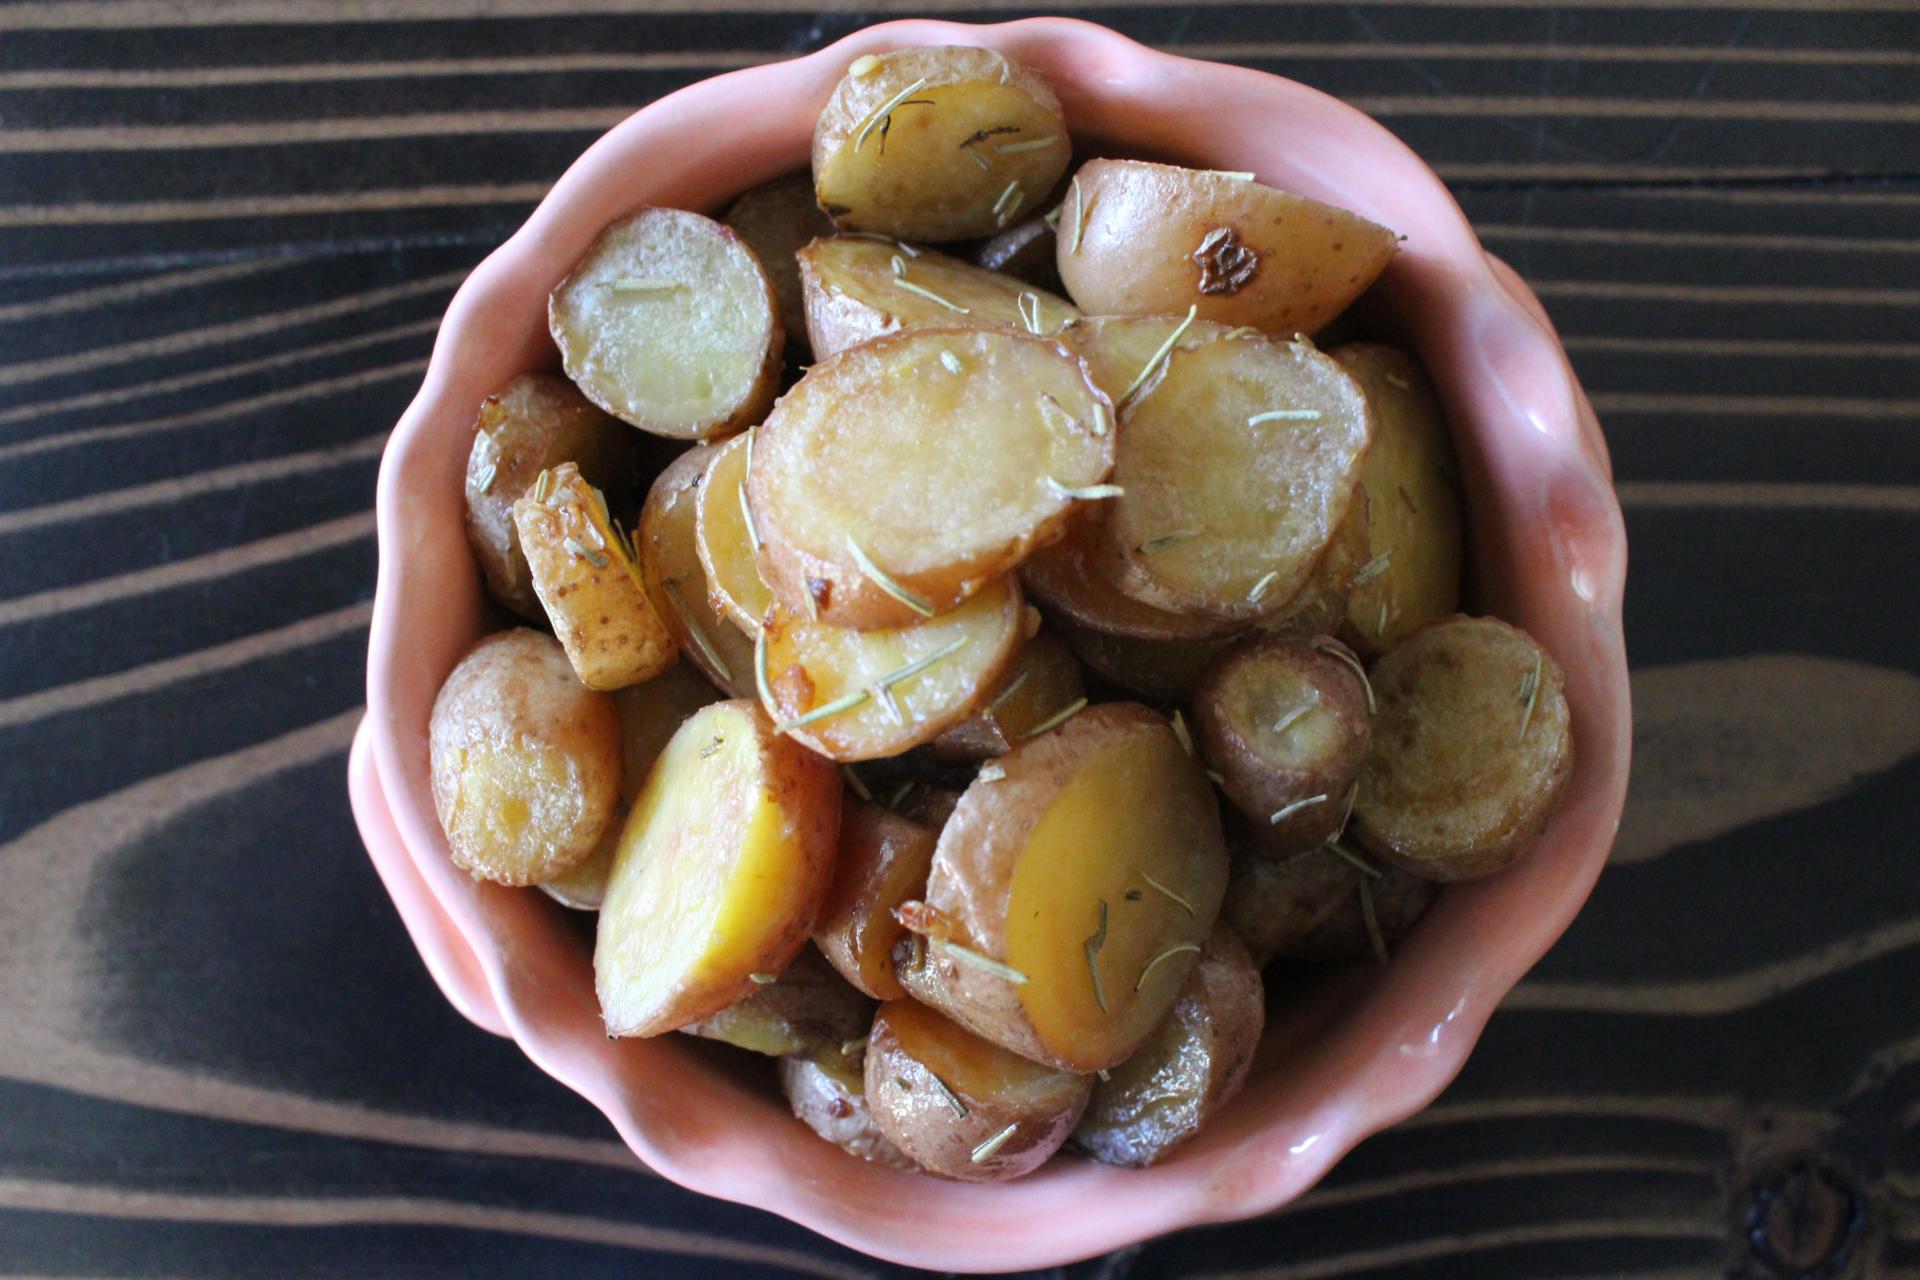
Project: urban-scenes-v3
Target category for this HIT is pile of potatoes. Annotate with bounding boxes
[429,45,1573,1180]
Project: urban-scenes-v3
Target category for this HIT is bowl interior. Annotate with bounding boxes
[360,16,1630,1271]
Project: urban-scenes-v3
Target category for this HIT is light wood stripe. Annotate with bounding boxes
[1400,1093,1737,1133]
[1186,40,1920,66]
[1353,95,1920,123]
[1196,1217,1722,1280]
[1616,481,1920,511]
[1292,1154,1720,1213]
[1530,279,1920,306]
[1477,224,1920,254]
[1565,334,1920,359]
[1591,392,1918,419]
[0,184,549,228]
[1634,186,1920,205]
[0,258,298,324]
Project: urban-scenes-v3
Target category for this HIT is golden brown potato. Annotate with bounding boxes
[974,211,1063,291]
[1279,864,1437,965]
[1055,159,1398,335]
[1022,511,1240,644]
[1192,634,1374,854]
[865,999,1090,1181]
[429,629,623,886]
[799,236,1079,359]
[1353,616,1573,881]
[1255,484,1369,641]
[694,431,776,634]
[722,172,837,356]
[1071,923,1263,1167]
[895,703,1228,1073]
[595,700,840,1037]
[549,207,782,439]
[756,577,1025,762]
[1331,344,1466,655]
[513,462,677,691]
[780,1050,914,1169]
[635,445,757,697]
[681,948,873,1059]
[813,800,937,1000]
[462,373,639,621]
[927,631,1086,761]
[1104,331,1373,623]
[1219,834,1360,967]
[749,326,1112,629]
[813,46,1071,242]
[1051,613,1240,705]
[1054,313,1231,408]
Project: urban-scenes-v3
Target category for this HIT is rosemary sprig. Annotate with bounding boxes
[893,279,972,313]
[1066,177,1089,255]
[841,1036,868,1058]
[890,253,907,278]
[938,939,1029,985]
[1332,780,1359,843]
[970,1123,1018,1164]
[1138,528,1202,555]
[1120,305,1198,405]
[1247,570,1281,604]
[1377,600,1392,639]
[775,686,872,735]
[737,483,762,554]
[997,135,1058,154]
[1141,871,1195,917]
[1517,652,1544,741]
[1090,400,1111,438]
[665,577,733,685]
[564,537,608,569]
[1352,551,1392,587]
[853,77,930,152]
[842,765,873,801]
[531,468,553,504]
[474,463,497,495]
[984,666,1031,716]
[874,636,968,694]
[1325,838,1381,879]
[1016,291,1043,335]
[874,683,906,725]
[1206,768,1227,785]
[609,277,685,294]
[991,179,1021,218]
[1084,899,1110,1013]
[1315,638,1376,715]
[965,148,991,172]
[1269,793,1328,826]
[1169,709,1195,756]
[939,349,963,374]
[1360,877,1390,964]
[847,537,935,617]
[1248,409,1323,425]
[753,625,775,712]
[1272,693,1317,737]
[1043,477,1124,502]
[1021,696,1087,739]
[931,1072,969,1118]
[1134,942,1201,991]
[1043,203,1064,232]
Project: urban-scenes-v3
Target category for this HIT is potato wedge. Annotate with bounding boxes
[927,631,1085,761]
[1056,159,1397,335]
[814,800,937,999]
[813,46,1071,242]
[1220,833,1360,967]
[723,172,837,357]
[749,326,1111,629]
[1331,344,1466,655]
[1193,634,1373,853]
[682,947,873,1059]
[974,211,1063,292]
[1353,616,1573,881]
[865,999,1090,1181]
[895,703,1228,1073]
[550,207,782,439]
[756,577,1025,762]
[1051,614,1239,705]
[635,445,758,697]
[462,372,639,621]
[1071,923,1263,1167]
[595,699,840,1037]
[780,1051,914,1170]
[694,432,776,634]
[513,462,677,691]
[1103,332,1372,623]
[1280,864,1437,965]
[799,236,1079,359]
[429,629,622,886]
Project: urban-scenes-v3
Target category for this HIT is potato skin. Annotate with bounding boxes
[1022,509,1242,644]
[1280,864,1437,965]
[926,630,1086,761]
[1219,823,1359,966]
[1353,616,1573,881]
[813,801,937,1000]
[1051,614,1240,706]
[1072,924,1263,1167]
[462,373,638,620]
[973,212,1064,292]
[635,444,758,697]
[780,1051,915,1169]
[429,629,623,886]
[681,947,873,1059]
[693,432,777,634]
[1056,159,1397,335]
[723,172,837,358]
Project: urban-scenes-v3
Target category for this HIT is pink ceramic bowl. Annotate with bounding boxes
[352,16,1629,1271]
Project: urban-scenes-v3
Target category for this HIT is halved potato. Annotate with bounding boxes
[814,800,937,999]
[1056,159,1398,335]
[550,207,782,439]
[681,947,873,1059]
[799,236,1080,359]
[1055,313,1231,407]
[1256,484,1369,640]
[927,631,1086,761]
[723,172,837,356]
[1022,511,1240,644]
[865,998,1090,1181]
[813,46,1071,242]
[1331,344,1466,655]
[1353,616,1573,881]
[1219,831,1360,967]
[463,372,640,621]
[595,699,840,1037]
[756,577,1025,762]
[1071,923,1263,1167]
[749,326,1111,629]
[694,431,776,634]
[895,703,1229,1073]
[513,462,677,691]
[429,629,622,886]
[635,444,757,697]
[1104,332,1373,622]
[1051,614,1240,705]
[1281,864,1437,965]
[781,1050,914,1169]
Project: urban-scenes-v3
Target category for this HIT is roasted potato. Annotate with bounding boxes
[1104,331,1373,623]
[1022,511,1240,644]
[1072,923,1263,1167]
[1055,159,1398,335]
[974,210,1063,292]
[814,800,938,999]
[893,783,963,831]
[798,235,1079,359]
[1219,833,1360,967]
[1051,614,1240,705]
[927,631,1086,761]
[1255,484,1369,640]
[462,372,639,620]
[429,629,623,886]
[694,431,777,634]
[635,444,757,697]
[756,578,1026,762]
[1280,864,1437,965]
[596,700,840,1037]
[749,326,1112,629]
[865,998,1090,1181]
[1331,344,1466,655]
[780,1050,914,1169]
[1055,312,1231,408]
[723,172,837,357]
[895,703,1228,1073]
[1352,617,1572,881]
[1192,634,1374,854]
[550,207,782,439]
[813,46,1071,242]
[682,947,873,1059]
[513,462,677,691]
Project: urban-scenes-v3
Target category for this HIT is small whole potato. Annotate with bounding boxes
[813,800,937,1000]
[1218,823,1360,966]
[780,1050,914,1169]
[429,629,623,886]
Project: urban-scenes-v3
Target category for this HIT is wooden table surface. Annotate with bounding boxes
[2,3,1916,1277]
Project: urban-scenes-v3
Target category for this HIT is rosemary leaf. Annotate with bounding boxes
[846,537,935,617]
[1352,551,1392,587]
[775,687,872,735]
[1137,528,1202,555]
[1360,877,1390,964]
[875,636,968,692]
[996,135,1058,154]
[1325,838,1381,879]
[1248,408,1323,424]
[1043,477,1125,502]
[1120,305,1198,406]
[842,765,873,802]
[893,279,971,314]
[970,1123,1018,1163]
[937,939,1029,985]
[1269,793,1328,826]
[664,577,732,685]
[853,77,930,152]
[1141,871,1195,917]
[1021,696,1087,739]
[1134,942,1201,992]
[1084,899,1110,1013]
[1315,639,1376,715]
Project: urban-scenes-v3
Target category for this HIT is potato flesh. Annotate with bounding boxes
[636,445,758,697]
[780,1053,914,1170]
[550,207,780,438]
[1023,514,1240,643]
[928,630,1085,760]
[1107,334,1372,621]
[758,577,1024,762]
[681,947,872,1058]
[695,432,777,633]
[799,237,1080,359]
[723,172,836,355]
[814,801,936,1000]
[595,700,839,1037]
[750,326,1111,628]
[1056,313,1231,407]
